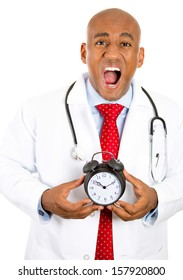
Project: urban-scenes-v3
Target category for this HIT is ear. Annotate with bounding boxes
[137,47,145,68]
[80,43,87,64]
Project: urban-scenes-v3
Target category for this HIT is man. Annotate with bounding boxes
[0,8,183,260]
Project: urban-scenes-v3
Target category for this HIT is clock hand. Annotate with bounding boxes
[105,180,115,187]
[93,180,105,187]
[93,180,113,189]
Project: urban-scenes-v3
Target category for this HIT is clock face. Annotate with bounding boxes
[87,171,122,205]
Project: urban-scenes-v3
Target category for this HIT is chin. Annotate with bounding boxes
[101,93,121,101]
[100,87,122,101]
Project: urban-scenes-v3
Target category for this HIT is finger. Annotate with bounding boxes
[109,200,147,220]
[59,197,103,214]
[108,201,137,215]
[80,204,104,218]
[56,194,88,213]
[75,198,93,208]
[108,204,134,221]
[64,175,85,191]
[63,201,104,219]
[123,170,144,196]
[75,199,104,211]
[118,199,147,214]
[124,169,144,187]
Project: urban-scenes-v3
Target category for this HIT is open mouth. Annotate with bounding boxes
[103,67,121,87]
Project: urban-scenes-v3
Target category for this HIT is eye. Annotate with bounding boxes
[120,42,131,47]
[95,40,108,46]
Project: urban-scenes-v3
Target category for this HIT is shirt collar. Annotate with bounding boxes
[86,78,133,109]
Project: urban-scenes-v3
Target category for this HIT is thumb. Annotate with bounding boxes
[123,169,138,185]
[66,175,85,190]
[123,169,144,198]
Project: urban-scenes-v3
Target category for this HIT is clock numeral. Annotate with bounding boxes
[102,173,106,177]
[110,195,114,200]
[104,197,107,202]
[97,196,101,201]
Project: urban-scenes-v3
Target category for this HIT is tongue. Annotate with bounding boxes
[104,71,118,85]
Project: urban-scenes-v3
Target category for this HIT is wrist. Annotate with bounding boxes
[150,188,158,210]
[37,190,52,221]
[41,189,52,215]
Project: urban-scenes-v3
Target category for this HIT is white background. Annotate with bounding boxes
[0,0,183,278]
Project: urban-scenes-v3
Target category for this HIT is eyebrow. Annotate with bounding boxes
[94,32,109,39]
[120,32,134,41]
[93,31,134,41]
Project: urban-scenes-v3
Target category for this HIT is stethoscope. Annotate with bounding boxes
[65,82,167,183]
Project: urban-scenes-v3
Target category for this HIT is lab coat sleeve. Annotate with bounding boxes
[0,102,50,220]
[153,115,183,224]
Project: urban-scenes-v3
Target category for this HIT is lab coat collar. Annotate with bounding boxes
[67,73,152,111]
[131,79,153,111]
[66,73,89,105]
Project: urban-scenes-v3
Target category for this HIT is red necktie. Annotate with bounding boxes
[95,103,124,260]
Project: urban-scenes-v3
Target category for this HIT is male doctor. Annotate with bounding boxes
[0,8,183,260]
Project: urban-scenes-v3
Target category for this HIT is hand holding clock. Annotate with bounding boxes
[108,169,158,221]
[41,170,158,221]
[41,176,104,219]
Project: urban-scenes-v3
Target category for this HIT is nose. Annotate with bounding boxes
[104,43,121,59]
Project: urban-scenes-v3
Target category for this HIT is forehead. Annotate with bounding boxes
[87,11,140,42]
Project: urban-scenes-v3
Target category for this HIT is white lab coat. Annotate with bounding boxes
[0,73,183,260]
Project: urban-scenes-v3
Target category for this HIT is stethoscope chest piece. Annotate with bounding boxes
[72,145,86,161]
[150,117,167,183]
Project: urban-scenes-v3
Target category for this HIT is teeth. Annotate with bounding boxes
[105,67,120,72]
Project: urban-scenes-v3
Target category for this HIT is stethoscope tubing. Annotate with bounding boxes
[141,87,167,135]
[65,82,167,182]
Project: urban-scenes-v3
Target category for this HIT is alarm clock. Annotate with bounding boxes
[83,152,126,206]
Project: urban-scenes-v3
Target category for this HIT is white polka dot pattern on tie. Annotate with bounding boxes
[96,103,124,160]
[94,103,124,260]
[95,208,114,260]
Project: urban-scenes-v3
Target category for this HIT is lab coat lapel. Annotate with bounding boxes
[66,74,101,161]
[118,82,153,175]
[113,84,157,258]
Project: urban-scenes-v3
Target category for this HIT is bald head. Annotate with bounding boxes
[87,8,141,44]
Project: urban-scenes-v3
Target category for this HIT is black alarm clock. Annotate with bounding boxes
[83,152,126,206]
